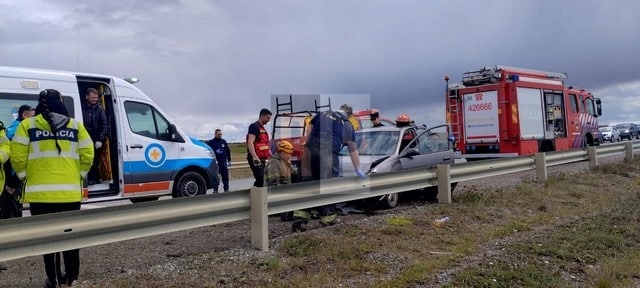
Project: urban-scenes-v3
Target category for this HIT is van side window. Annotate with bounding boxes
[124,101,172,141]
[0,93,75,126]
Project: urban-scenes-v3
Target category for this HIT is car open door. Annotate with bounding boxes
[399,124,455,170]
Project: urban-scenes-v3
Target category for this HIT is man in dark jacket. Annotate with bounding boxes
[82,88,109,185]
[207,129,231,192]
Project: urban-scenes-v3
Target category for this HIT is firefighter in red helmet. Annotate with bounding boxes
[395,113,412,127]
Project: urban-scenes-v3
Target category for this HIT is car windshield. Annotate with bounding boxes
[340,130,400,156]
[599,127,612,132]
[616,124,631,129]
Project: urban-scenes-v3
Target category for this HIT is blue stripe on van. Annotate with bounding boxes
[124,158,213,174]
[191,137,211,149]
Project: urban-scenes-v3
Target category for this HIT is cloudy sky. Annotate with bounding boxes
[1,0,639,142]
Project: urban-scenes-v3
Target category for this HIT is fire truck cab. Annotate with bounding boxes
[446,65,602,158]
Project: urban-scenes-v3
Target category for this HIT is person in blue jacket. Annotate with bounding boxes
[207,129,231,192]
[6,105,35,139]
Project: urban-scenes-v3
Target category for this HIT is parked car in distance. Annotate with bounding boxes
[339,124,455,208]
[598,126,621,142]
[614,123,639,140]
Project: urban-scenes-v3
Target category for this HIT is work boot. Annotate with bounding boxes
[320,214,337,227]
[59,273,76,287]
[291,219,308,233]
[44,278,57,288]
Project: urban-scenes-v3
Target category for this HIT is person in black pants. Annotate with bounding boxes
[246,108,272,187]
[82,88,109,185]
[207,129,232,192]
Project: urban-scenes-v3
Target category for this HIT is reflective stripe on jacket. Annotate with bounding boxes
[11,115,94,203]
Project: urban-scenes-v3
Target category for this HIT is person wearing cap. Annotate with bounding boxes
[264,140,296,186]
[370,110,384,128]
[11,89,94,287]
[341,104,361,131]
[6,104,35,139]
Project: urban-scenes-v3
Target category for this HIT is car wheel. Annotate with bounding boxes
[174,171,206,197]
[380,193,399,209]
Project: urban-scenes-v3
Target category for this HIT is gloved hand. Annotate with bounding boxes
[356,169,366,179]
[253,159,262,167]
[226,161,232,168]
[95,141,103,149]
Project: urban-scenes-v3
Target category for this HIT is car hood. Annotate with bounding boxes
[339,155,389,177]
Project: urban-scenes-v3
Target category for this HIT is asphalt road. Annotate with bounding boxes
[20,178,256,216]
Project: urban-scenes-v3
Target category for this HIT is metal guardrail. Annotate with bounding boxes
[230,161,249,170]
[1,141,638,259]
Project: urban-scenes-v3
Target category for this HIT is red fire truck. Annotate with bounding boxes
[446,65,602,158]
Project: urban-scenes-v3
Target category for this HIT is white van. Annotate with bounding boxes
[0,66,218,202]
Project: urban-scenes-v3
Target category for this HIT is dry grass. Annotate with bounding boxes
[74,159,640,287]
[229,142,253,180]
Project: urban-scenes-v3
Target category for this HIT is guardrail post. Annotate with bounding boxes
[250,186,269,251]
[625,142,634,162]
[587,146,598,168]
[437,164,452,204]
[535,153,547,182]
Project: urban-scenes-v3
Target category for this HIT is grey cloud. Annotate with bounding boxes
[2,0,640,141]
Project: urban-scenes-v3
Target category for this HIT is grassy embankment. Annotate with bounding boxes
[105,158,640,287]
[228,142,252,180]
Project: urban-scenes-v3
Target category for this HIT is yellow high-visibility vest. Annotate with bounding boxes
[0,129,9,196]
[11,115,94,203]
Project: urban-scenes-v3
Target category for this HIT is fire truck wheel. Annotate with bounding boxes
[174,171,207,197]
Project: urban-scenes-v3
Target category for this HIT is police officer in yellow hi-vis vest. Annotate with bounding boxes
[11,89,94,288]
[0,121,11,272]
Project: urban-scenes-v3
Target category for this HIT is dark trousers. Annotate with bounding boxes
[88,147,103,183]
[248,158,265,187]
[215,160,229,192]
[30,202,82,284]
[0,189,22,219]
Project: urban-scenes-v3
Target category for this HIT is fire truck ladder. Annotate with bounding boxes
[462,66,502,86]
[448,88,461,142]
[463,65,568,86]
[273,95,314,140]
[314,98,332,112]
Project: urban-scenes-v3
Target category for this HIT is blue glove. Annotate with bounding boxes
[356,169,366,179]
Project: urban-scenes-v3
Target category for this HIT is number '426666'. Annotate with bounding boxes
[468,103,493,111]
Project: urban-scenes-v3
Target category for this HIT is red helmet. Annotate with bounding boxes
[396,113,411,126]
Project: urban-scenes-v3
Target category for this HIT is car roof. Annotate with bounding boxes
[357,125,424,133]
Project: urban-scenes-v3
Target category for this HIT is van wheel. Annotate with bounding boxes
[174,171,206,197]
